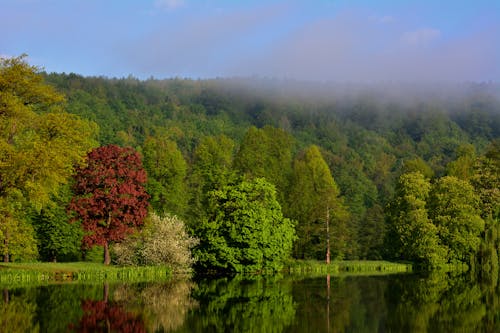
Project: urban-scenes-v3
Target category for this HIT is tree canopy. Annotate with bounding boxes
[0,55,97,261]
[195,177,296,273]
[69,144,149,265]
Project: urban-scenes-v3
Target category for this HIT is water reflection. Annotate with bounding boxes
[0,288,39,332]
[184,275,296,332]
[114,279,198,332]
[1,271,500,332]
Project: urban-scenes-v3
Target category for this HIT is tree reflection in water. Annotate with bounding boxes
[2,271,500,332]
[70,283,145,333]
[113,279,198,332]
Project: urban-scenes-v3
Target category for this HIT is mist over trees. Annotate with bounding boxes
[1,55,499,271]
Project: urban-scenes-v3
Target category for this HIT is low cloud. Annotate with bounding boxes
[116,4,499,82]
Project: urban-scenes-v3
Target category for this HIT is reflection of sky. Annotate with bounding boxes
[1,0,499,81]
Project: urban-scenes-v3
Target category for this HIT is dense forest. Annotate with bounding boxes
[1,56,499,273]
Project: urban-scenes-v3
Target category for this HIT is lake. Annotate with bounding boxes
[1,272,498,332]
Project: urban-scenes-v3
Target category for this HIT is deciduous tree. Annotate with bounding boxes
[194,178,295,273]
[386,172,447,267]
[429,176,484,265]
[0,55,97,261]
[143,135,188,216]
[69,145,149,265]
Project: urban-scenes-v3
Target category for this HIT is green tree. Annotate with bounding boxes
[357,204,386,259]
[288,145,349,260]
[402,157,434,179]
[446,144,476,181]
[429,176,484,265]
[0,55,97,261]
[470,141,500,280]
[143,135,188,216]
[33,185,83,262]
[194,177,295,273]
[188,135,236,223]
[386,172,447,267]
[233,126,293,205]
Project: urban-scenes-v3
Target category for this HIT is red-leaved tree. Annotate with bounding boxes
[69,145,149,265]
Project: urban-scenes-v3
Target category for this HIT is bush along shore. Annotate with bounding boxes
[0,262,171,286]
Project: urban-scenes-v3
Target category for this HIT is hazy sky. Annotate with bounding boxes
[1,0,499,82]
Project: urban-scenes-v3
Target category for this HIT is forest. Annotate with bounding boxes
[1,56,499,274]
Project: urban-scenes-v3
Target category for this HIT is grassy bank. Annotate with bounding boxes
[285,260,412,275]
[0,262,171,285]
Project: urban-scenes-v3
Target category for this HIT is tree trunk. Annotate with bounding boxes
[103,242,111,265]
[326,206,331,264]
[3,236,9,263]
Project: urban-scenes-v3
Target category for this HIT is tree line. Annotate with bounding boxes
[1,56,499,273]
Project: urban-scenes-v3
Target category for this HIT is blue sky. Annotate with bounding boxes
[1,0,499,81]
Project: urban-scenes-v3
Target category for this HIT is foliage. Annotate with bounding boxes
[194,177,296,273]
[387,172,447,267]
[69,145,149,264]
[470,141,500,280]
[113,213,198,272]
[429,176,484,265]
[142,135,188,216]
[0,55,97,261]
[233,126,294,205]
[0,194,38,262]
[288,145,349,260]
[141,213,198,270]
[33,185,83,262]
[188,134,236,223]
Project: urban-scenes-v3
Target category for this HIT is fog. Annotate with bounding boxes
[120,6,500,82]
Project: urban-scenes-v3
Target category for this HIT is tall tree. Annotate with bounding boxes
[386,172,447,267]
[288,145,349,260]
[33,185,83,262]
[69,145,149,265]
[194,177,295,273]
[429,176,484,265]
[188,135,236,223]
[470,140,500,280]
[233,126,293,205]
[142,135,188,216]
[0,55,97,261]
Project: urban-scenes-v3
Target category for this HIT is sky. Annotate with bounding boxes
[1,0,499,82]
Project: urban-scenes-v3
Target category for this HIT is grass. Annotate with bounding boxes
[284,260,413,275]
[0,262,171,286]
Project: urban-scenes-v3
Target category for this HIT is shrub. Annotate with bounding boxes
[113,213,198,272]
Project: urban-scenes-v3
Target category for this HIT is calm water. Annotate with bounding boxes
[1,272,499,332]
